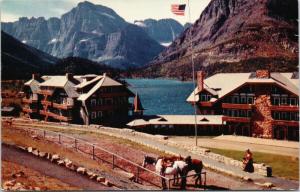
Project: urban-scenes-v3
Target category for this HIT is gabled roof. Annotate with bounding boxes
[24,79,42,94]
[39,76,69,88]
[127,115,223,127]
[38,75,79,98]
[74,76,103,89]
[78,75,124,101]
[187,72,299,103]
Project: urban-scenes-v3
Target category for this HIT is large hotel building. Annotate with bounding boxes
[187,70,299,141]
[22,73,134,126]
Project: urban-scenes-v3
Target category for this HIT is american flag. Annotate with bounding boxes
[171,4,186,16]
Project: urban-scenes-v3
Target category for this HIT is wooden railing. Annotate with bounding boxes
[270,105,299,112]
[37,90,53,95]
[199,102,213,107]
[41,100,52,106]
[98,92,129,98]
[22,98,37,104]
[222,103,253,110]
[222,116,251,123]
[53,102,74,110]
[272,120,299,127]
[23,107,37,113]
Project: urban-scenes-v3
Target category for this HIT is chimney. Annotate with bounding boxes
[32,73,39,80]
[197,71,205,91]
[256,70,270,78]
[66,73,73,80]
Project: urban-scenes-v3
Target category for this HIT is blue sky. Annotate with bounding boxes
[1,0,211,25]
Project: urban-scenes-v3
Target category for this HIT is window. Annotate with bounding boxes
[207,95,211,102]
[98,98,103,106]
[272,97,280,105]
[247,110,252,117]
[98,111,103,118]
[105,98,113,105]
[241,96,247,104]
[91,99,97,106]
[201,95,206,101]
[273,111,280,119]
[281,97,287,105]
[247,97,253,104]
[289,98,297,106]
[271,86,278,93]
[240,110,246,117]
[232,96,239,104]
[91,112,97,119]
[281,112,287,120]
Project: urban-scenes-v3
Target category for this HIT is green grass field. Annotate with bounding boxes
[208,148,299,180]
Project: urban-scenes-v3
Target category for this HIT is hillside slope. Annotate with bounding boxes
[143,0,298,79]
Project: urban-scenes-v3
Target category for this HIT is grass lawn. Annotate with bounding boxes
[208,148,299,180]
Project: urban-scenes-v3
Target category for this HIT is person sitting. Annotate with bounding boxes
[242,149,254,173]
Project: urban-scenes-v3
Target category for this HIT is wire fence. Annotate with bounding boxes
[10,123,207,190]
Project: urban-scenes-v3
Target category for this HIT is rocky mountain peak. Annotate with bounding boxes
[143,0,298,79]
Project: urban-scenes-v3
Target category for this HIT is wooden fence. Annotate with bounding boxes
[11,124,206,190]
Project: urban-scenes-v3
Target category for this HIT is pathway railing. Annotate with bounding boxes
[9,121,207,190]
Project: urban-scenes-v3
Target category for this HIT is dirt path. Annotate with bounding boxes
[169,136,299,157]
[2,144,111,190]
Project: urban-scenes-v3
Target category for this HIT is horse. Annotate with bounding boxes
[185,156,203,187]
[142,155,183,168]
[142,155,187,188]
[155,158,188,189]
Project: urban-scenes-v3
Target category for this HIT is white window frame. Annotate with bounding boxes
[91,99,97,106]
[91,112,97,119]
[281,97,287,105]
[98,111,103,118]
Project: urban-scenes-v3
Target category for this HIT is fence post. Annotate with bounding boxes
[112,155,115,169]
[58,134,61,144]
[92,145,95,160]
[136,167,140,183]
[204,172,206,190]
[43,130,46,138]
[74,139,77,151]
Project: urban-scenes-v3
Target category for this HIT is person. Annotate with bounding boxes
[242,149,254,173]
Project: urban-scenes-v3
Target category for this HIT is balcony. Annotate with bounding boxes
[98,92,129,98]
[222,103,253,110]
[41,100,52,106]
[198,102,213,107]
[222,116,251,123]
[53,102,74,110]
[270,105,299,112]
[38,90,53,95]
[272,120,299,127]
[23,107,37,113]
[91,104,130,111]
[22,98,37,104]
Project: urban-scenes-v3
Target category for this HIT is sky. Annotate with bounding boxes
[1,0,211,25]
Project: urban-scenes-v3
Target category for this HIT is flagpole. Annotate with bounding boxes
[187,0,198,146]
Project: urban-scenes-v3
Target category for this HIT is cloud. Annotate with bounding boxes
[1,12,21,22]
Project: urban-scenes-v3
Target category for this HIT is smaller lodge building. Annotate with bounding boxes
[22,73,135,126]
[127,70,299,141]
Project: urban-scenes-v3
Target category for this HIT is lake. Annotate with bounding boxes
[125,78,195,115]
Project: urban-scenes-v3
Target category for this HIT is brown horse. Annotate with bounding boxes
[185,156,203,187]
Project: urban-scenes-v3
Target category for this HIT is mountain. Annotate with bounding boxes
[1,1,163,69]
[1,31,57,80]
[134,19,184,46]
[1,31,121,80]
[143,0,298,79]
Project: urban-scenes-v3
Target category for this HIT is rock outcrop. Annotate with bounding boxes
[142,0,298,79]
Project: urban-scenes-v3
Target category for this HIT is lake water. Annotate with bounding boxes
[125,78,195,115]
